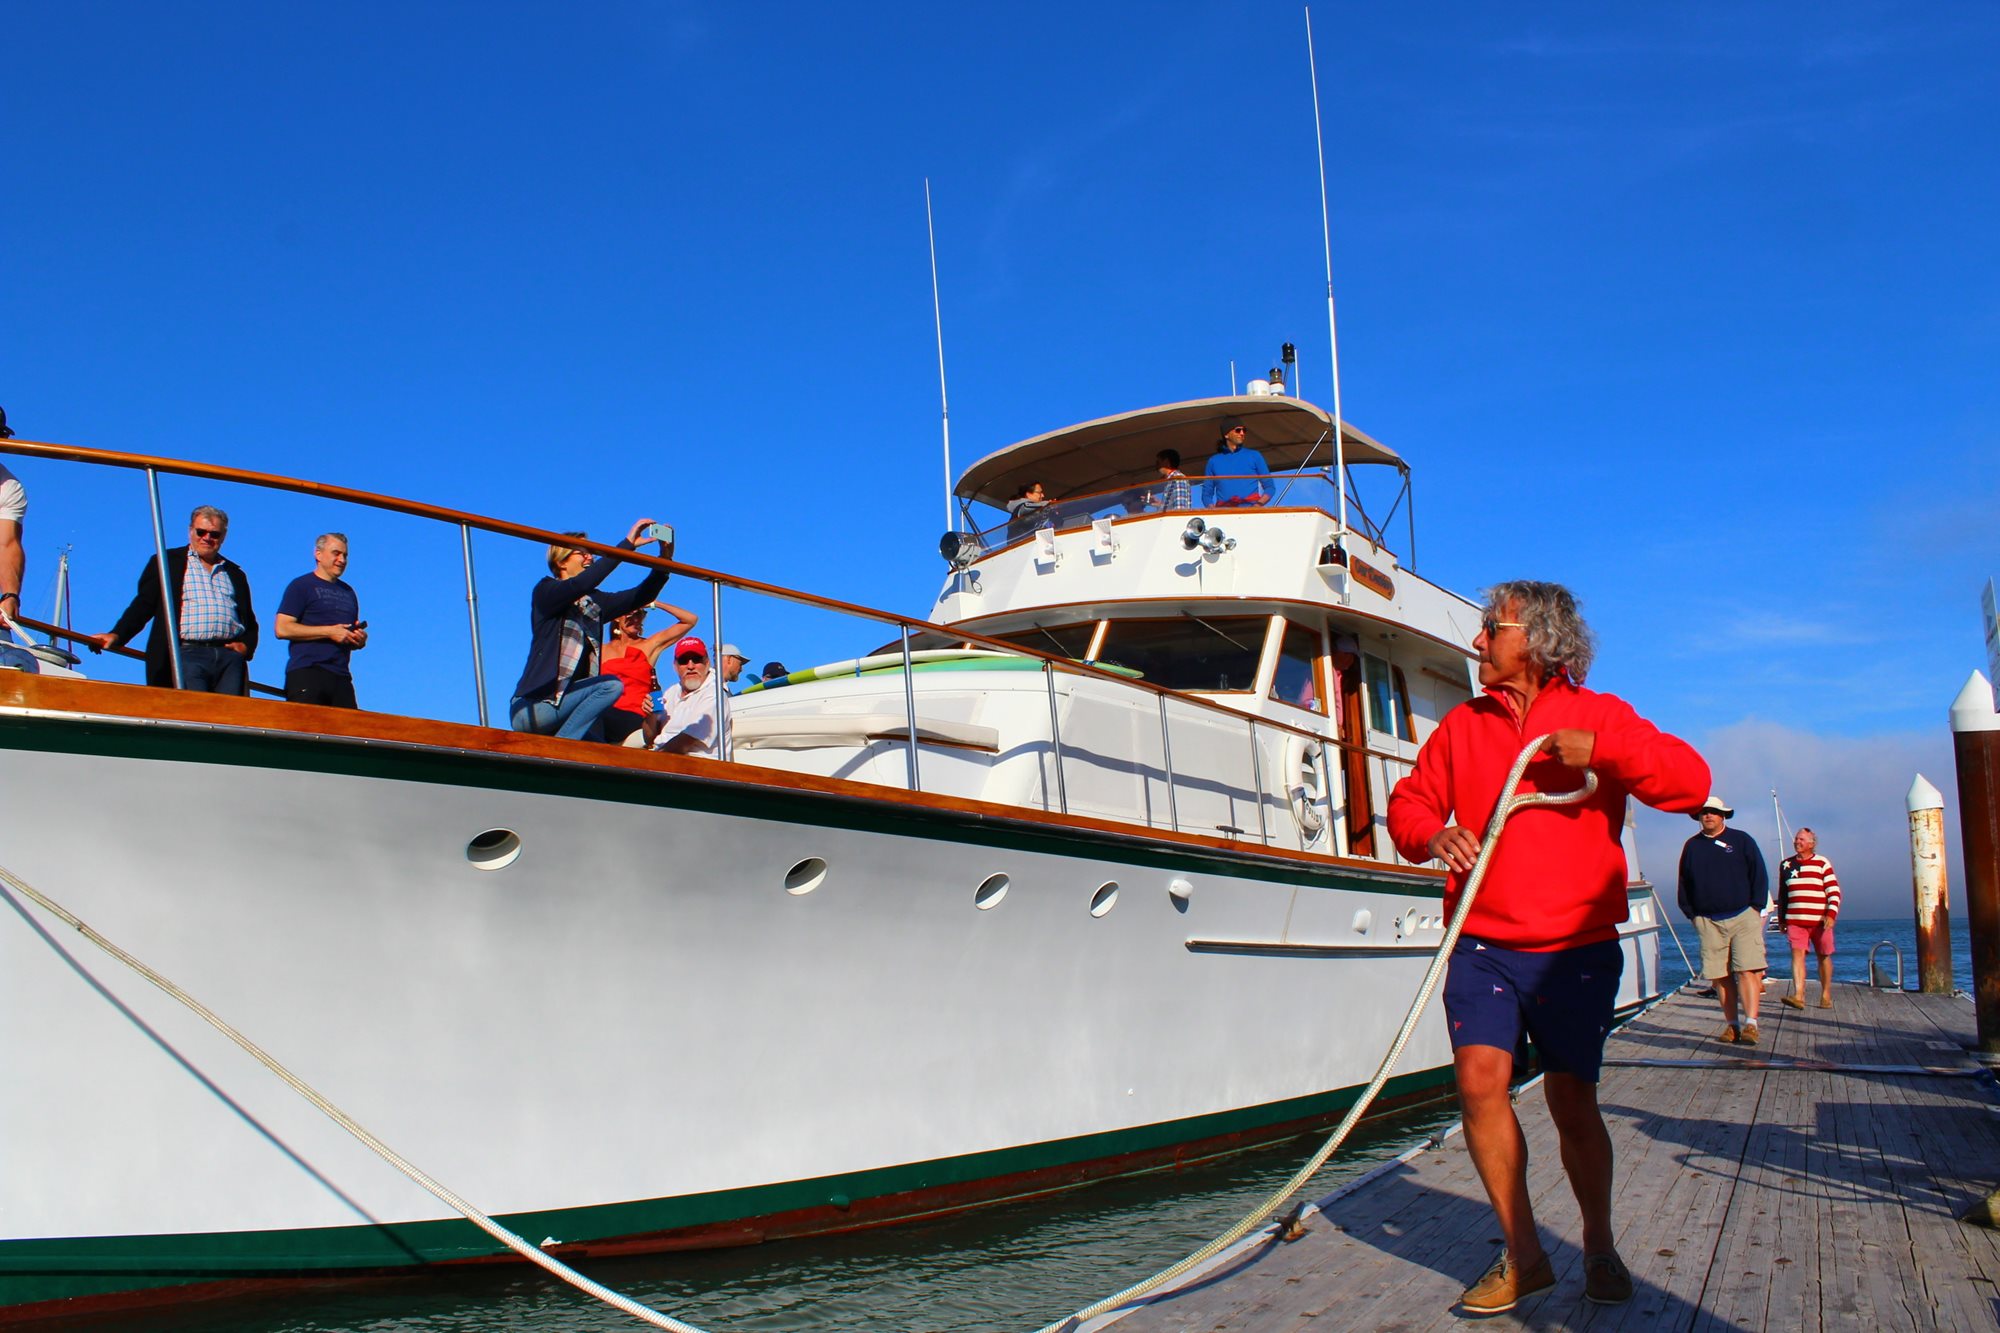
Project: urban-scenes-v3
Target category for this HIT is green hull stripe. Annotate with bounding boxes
[0,1065,1456,1308]
[0,712,1444,898]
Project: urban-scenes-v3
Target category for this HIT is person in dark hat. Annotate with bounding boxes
[760,661,789,683]
[1677,795,1770,1046]
[1201,416,1271,508]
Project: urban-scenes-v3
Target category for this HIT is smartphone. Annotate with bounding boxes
[642,522,675,545]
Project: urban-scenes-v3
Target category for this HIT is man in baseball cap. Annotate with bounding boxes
[653,636,719,756]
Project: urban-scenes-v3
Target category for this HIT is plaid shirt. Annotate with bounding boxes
[551,594,602,703]
[179,554,245,642]
[1161,470,1191,510]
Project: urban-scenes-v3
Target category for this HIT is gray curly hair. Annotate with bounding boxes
[1483,580,1596,684]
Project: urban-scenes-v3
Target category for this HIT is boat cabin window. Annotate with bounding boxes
[988,623,1100,661]
[1268,621,1324,713]
[1361,651,1414,741]
[1095,616,1265,692]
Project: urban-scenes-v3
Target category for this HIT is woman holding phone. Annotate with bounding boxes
[508,517,673,742]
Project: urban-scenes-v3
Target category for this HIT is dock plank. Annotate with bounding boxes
[1100,983,2000,1333]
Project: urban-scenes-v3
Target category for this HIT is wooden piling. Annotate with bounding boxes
[1951,672,2000,1053]
[1909,773,1953,994]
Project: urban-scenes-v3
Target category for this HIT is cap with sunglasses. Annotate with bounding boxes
[673,636,708,662]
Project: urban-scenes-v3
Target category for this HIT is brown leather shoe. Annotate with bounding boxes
[1781,993,1806,1010]
[1584,1251,1635,1305]
[1460,1249,1555,1314]
[1817,995,1833,1009]
[1739,1022,1760,1045]
[1717,1024,1739,1044]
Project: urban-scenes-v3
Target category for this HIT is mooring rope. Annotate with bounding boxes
[1650,884,1699,983]
[0,732,1588,1333]
[0,863,711,1333]
[1037,734,1594,1332]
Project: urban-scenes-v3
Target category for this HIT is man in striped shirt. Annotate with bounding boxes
[1778,827,1841,1010]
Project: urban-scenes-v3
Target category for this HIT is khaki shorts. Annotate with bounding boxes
[1695,910,1767,978]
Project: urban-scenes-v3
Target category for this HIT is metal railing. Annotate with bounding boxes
[0,434,1436,869]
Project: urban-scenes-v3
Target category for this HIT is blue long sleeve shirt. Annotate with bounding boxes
[1677,828,1770,920]
[1202,445,1272,506]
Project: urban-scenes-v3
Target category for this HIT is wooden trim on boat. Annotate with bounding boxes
[949,594,1477,664]
[9,613,286,698]
[0,673,1448,885]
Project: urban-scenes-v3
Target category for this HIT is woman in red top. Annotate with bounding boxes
[599,601,698,746]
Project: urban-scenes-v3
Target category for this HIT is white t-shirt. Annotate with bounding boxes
[0,463,25,524]
[653,675,718,756]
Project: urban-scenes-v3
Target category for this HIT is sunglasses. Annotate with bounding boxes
[1480,617,1525,638]
[676,654,708,665]
[192,527,225,540]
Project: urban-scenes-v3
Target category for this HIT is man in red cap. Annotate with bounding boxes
[652,635,718,757]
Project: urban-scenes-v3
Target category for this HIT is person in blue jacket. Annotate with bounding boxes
[1202,418,1272,507]
[509,518,671,741]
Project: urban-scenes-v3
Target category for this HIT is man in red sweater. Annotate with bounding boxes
[1388,581,1709,1314]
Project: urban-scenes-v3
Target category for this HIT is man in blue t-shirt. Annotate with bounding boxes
[274,532,367,708]
[1201,417,1272,507]
[1678,795,1770,1045]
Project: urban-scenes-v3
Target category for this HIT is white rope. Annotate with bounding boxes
[1037,735,1594,1332]
[1651,885,1699,982]
[0,863,716,1333]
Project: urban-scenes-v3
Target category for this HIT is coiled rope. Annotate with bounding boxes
[1036,734,1595,1332]
[0,733,1589,1333]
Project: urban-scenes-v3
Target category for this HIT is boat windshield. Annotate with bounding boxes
[1094,616,1267,693]
[968,471,1344,549]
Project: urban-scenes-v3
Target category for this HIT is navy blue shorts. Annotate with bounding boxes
[1442,935,1625,1082]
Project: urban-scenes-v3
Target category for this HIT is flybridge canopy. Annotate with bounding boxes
[953,395,1403,509]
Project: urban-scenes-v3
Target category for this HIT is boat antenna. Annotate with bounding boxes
[1304,6,1348,540]
[1229,359,1238,395]
[53,545,73,631]
[925,178,955,533]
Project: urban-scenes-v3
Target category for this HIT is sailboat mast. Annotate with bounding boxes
[1304,6,1348,540]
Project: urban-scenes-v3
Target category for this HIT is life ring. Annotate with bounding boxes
[1284,734,1328,843]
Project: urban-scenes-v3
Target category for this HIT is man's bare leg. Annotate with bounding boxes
[1544,1073,1615,1254]
[1456,1044,1545,1265]
[1789,946,1808,1001]
[1714,973,1738,1030]
[1817,952,1834,1005]
[1738,969,1763,1026]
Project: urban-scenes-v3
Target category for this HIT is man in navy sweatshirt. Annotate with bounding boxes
[1678,796,1770,1045]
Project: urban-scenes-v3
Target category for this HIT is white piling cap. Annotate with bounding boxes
[1908,773,1945,812]
[1951,670,2000,734]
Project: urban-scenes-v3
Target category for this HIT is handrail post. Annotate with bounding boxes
[899,625,921,792]
[1318,737,1339,855]
[143,468,184,690]
[1249,719,1269,845]
[1159,693,1179,832]
[1043,660,1069,814]
[710,580,729,761]
[459,524,489,726]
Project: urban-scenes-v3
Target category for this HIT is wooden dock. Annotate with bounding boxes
[1098,982,2000,1331]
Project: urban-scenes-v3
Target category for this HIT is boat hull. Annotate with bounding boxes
[0,682,1661,1318]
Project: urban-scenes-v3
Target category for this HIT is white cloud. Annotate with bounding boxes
[1631,718,1963,921]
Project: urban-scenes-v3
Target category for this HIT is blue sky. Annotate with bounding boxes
[3,3,1994,911]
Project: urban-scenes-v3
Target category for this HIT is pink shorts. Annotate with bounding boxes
[1786,922,1836,955]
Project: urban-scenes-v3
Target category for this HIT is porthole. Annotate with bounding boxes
[1168,878,1193,911]
[975,874,1010,910]
[784,858,828,896]
[466,829,522,872]
[1089,881,1120,917]
[1351,908,1373,935]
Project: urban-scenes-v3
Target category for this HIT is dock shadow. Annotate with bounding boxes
[1100,1162,1750,1332]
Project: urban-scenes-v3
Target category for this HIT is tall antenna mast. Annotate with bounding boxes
[925,178,955,532]
[1304,6,1347,539]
